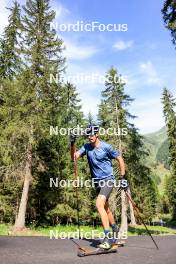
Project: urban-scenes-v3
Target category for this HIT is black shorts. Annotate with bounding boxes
[94,179,114,200]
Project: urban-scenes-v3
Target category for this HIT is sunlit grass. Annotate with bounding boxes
[0,223,176,237]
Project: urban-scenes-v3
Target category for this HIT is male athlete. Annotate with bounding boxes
[73,124,127,250]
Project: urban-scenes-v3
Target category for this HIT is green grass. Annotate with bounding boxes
[128,224,176,236]
[1,224,176,237]
[0,224,11,235]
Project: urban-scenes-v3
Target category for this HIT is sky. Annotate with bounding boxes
[1,0,176,134]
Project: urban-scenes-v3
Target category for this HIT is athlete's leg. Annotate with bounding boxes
[95,180,116,249]
[96,194,111,249]
[96,194,110,230]
[104,200,115,226]
[105,200,119,242]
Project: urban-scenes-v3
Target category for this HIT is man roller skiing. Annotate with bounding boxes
[74,124,126,250]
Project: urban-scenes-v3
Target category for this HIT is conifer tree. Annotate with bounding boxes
[37,82,89,224]
[0,1,24,221]
[12,0,65,229]
[162,0,176,46]
[0,0,89,226]
[98,67,158,229]
[87,112,95,125]
[98,68,136,232]
[0,1,22,79]
[100,68,134,150]
[162,88,176,219]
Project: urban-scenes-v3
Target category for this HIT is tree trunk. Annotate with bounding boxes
[119,190,128,235]
[14,144,32,230]
[109,188,118,218]
[128,188,136,225]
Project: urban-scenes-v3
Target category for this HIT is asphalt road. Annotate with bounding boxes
[0,235,176,264]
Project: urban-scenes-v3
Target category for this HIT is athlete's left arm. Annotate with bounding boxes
[116,155,125,177]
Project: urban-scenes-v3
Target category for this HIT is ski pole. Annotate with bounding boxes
[125,190,159,250]
[74,154,81,240]
[70,138,81,240]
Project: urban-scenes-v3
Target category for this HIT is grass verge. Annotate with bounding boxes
[0,224,176,237]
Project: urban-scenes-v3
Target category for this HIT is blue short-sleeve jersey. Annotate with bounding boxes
[78,141,120,180]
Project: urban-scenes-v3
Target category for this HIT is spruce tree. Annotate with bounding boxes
[37,82,89,225]
[11,0,65,229]
[98,67,136,232]
[22,0,64,78]
[162,0,176,46]
[98,67,158,228]
[0,0,89,226]
[87,112,95,125]
[100,67,134,150]
[0,1,22,79]
[162,88,176,219]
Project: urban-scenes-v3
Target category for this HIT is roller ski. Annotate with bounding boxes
[78,241,118,257]
[111,225,126,247]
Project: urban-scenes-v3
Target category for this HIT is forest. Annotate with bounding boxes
[0,0,176,233]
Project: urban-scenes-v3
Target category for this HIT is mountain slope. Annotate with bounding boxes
[143,126,170,193]
[143,126,168,166]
